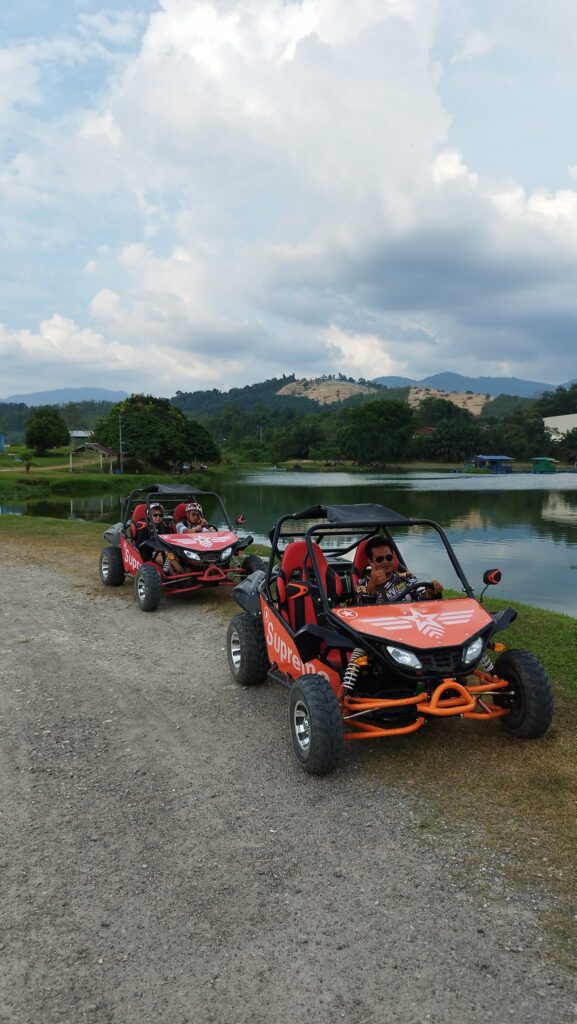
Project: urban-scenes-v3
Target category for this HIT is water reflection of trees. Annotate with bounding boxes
[219,481,577,547]
[17,479,577,549]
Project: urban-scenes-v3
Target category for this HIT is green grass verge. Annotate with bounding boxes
[0,470,220,500]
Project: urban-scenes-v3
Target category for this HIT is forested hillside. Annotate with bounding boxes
[2,377,576,468]
[0,400,117,442]
[170,374,407,416]
[171,376,317,416]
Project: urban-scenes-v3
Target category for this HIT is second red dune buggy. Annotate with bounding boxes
[226,503,554,774]
[99,484,265,611]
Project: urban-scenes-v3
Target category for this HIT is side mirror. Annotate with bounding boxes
[483,569,502,586]
[236,514,246,525]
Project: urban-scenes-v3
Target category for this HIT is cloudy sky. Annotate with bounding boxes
[1,0,577,398]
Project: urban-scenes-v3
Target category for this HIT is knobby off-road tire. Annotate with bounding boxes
[135,565,162,612]
[288,674,344,775]
[99,546,125,587]
[241,555,267,574]
[494,649,554,739]
[227,612,269,686]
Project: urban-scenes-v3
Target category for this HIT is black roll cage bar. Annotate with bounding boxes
[264,509,476,616]
[121,484,234,540]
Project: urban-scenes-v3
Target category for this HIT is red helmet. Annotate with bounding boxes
[185,501,203,515]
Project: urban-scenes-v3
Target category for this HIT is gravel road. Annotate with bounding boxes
[1,562,575,1024]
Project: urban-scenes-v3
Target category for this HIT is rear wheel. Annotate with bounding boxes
[288,674,344,775]
[242,554,267,574]
[135,565,162,612]
[99,546,125,587]
[494,649,553,738]
[227,612,269,685]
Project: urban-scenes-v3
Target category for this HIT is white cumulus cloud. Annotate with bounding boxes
[1,0,577,394]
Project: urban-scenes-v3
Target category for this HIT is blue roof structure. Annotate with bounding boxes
[475,454,514,461]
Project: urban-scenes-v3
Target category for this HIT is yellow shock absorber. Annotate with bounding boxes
[342,649,369,695]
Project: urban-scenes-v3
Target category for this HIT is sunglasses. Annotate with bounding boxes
[152,512,163,518]
[373,553,394,563]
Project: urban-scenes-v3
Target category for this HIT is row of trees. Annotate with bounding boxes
[21,396,220,468]
[10,381,577,468]
[0,399,118,441]
[202,391,577,465]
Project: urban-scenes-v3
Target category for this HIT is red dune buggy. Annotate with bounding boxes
[226,503,554,774]
[99,485,265,612]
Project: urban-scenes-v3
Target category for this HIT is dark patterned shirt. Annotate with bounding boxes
[356,567,418,605]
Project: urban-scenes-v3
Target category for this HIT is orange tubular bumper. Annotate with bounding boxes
[342,672,511,740]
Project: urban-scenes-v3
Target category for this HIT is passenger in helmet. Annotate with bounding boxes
[176,501,213,534]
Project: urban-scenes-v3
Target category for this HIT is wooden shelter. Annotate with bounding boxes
[69,442,117,472]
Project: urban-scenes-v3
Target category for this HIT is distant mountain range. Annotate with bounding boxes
[372,372,575,398]
[1,374,575,409]
[0,387,129,406]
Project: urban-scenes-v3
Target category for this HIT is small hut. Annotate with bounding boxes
[531,457,558,474]
[473,454,514,474]
[69,442,117,472]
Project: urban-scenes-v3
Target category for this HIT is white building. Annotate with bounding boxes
[543,413,577,439]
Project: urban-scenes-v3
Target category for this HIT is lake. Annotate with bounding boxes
[2,469,577,617]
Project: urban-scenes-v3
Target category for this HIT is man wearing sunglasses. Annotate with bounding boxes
[356,536,443,605]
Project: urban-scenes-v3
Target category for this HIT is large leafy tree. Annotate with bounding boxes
[556,428,577,464]
[422,419,482,462]
[271,418,326,461]
[92,395,220,467]
[339,399,415,463]
[531,383,577,418]
[25,406,70,455]
[416,397,474,427]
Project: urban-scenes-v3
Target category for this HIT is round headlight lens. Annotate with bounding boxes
[463,636,484,665]
[386,646,423,670]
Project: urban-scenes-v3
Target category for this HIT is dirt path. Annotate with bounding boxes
[1,555,576,1024]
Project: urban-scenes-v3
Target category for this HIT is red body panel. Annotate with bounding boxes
[163,530,238,551]
[260,595,342,694]
[331,599,492,648]
[120,535,143,575]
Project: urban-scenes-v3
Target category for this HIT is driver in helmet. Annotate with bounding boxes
[135,503,181,575]
[176,501,212,534]
[356,536,443,605]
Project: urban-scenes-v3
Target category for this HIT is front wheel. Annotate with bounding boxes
[288,675,344,775]
[242,554,267,574]
[135,564,162,612]
[494,649,554,738]
[99,545,125,587]
[227,612,269,685]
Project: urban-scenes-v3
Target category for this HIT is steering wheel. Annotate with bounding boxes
[396,579,440,602]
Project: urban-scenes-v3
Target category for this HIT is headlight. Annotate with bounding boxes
[183,550,202,561]
[463,636,484,665]
[220,546,233,561]
[386,646,423,670]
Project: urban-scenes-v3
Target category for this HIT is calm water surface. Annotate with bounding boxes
[2,470,577,616]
